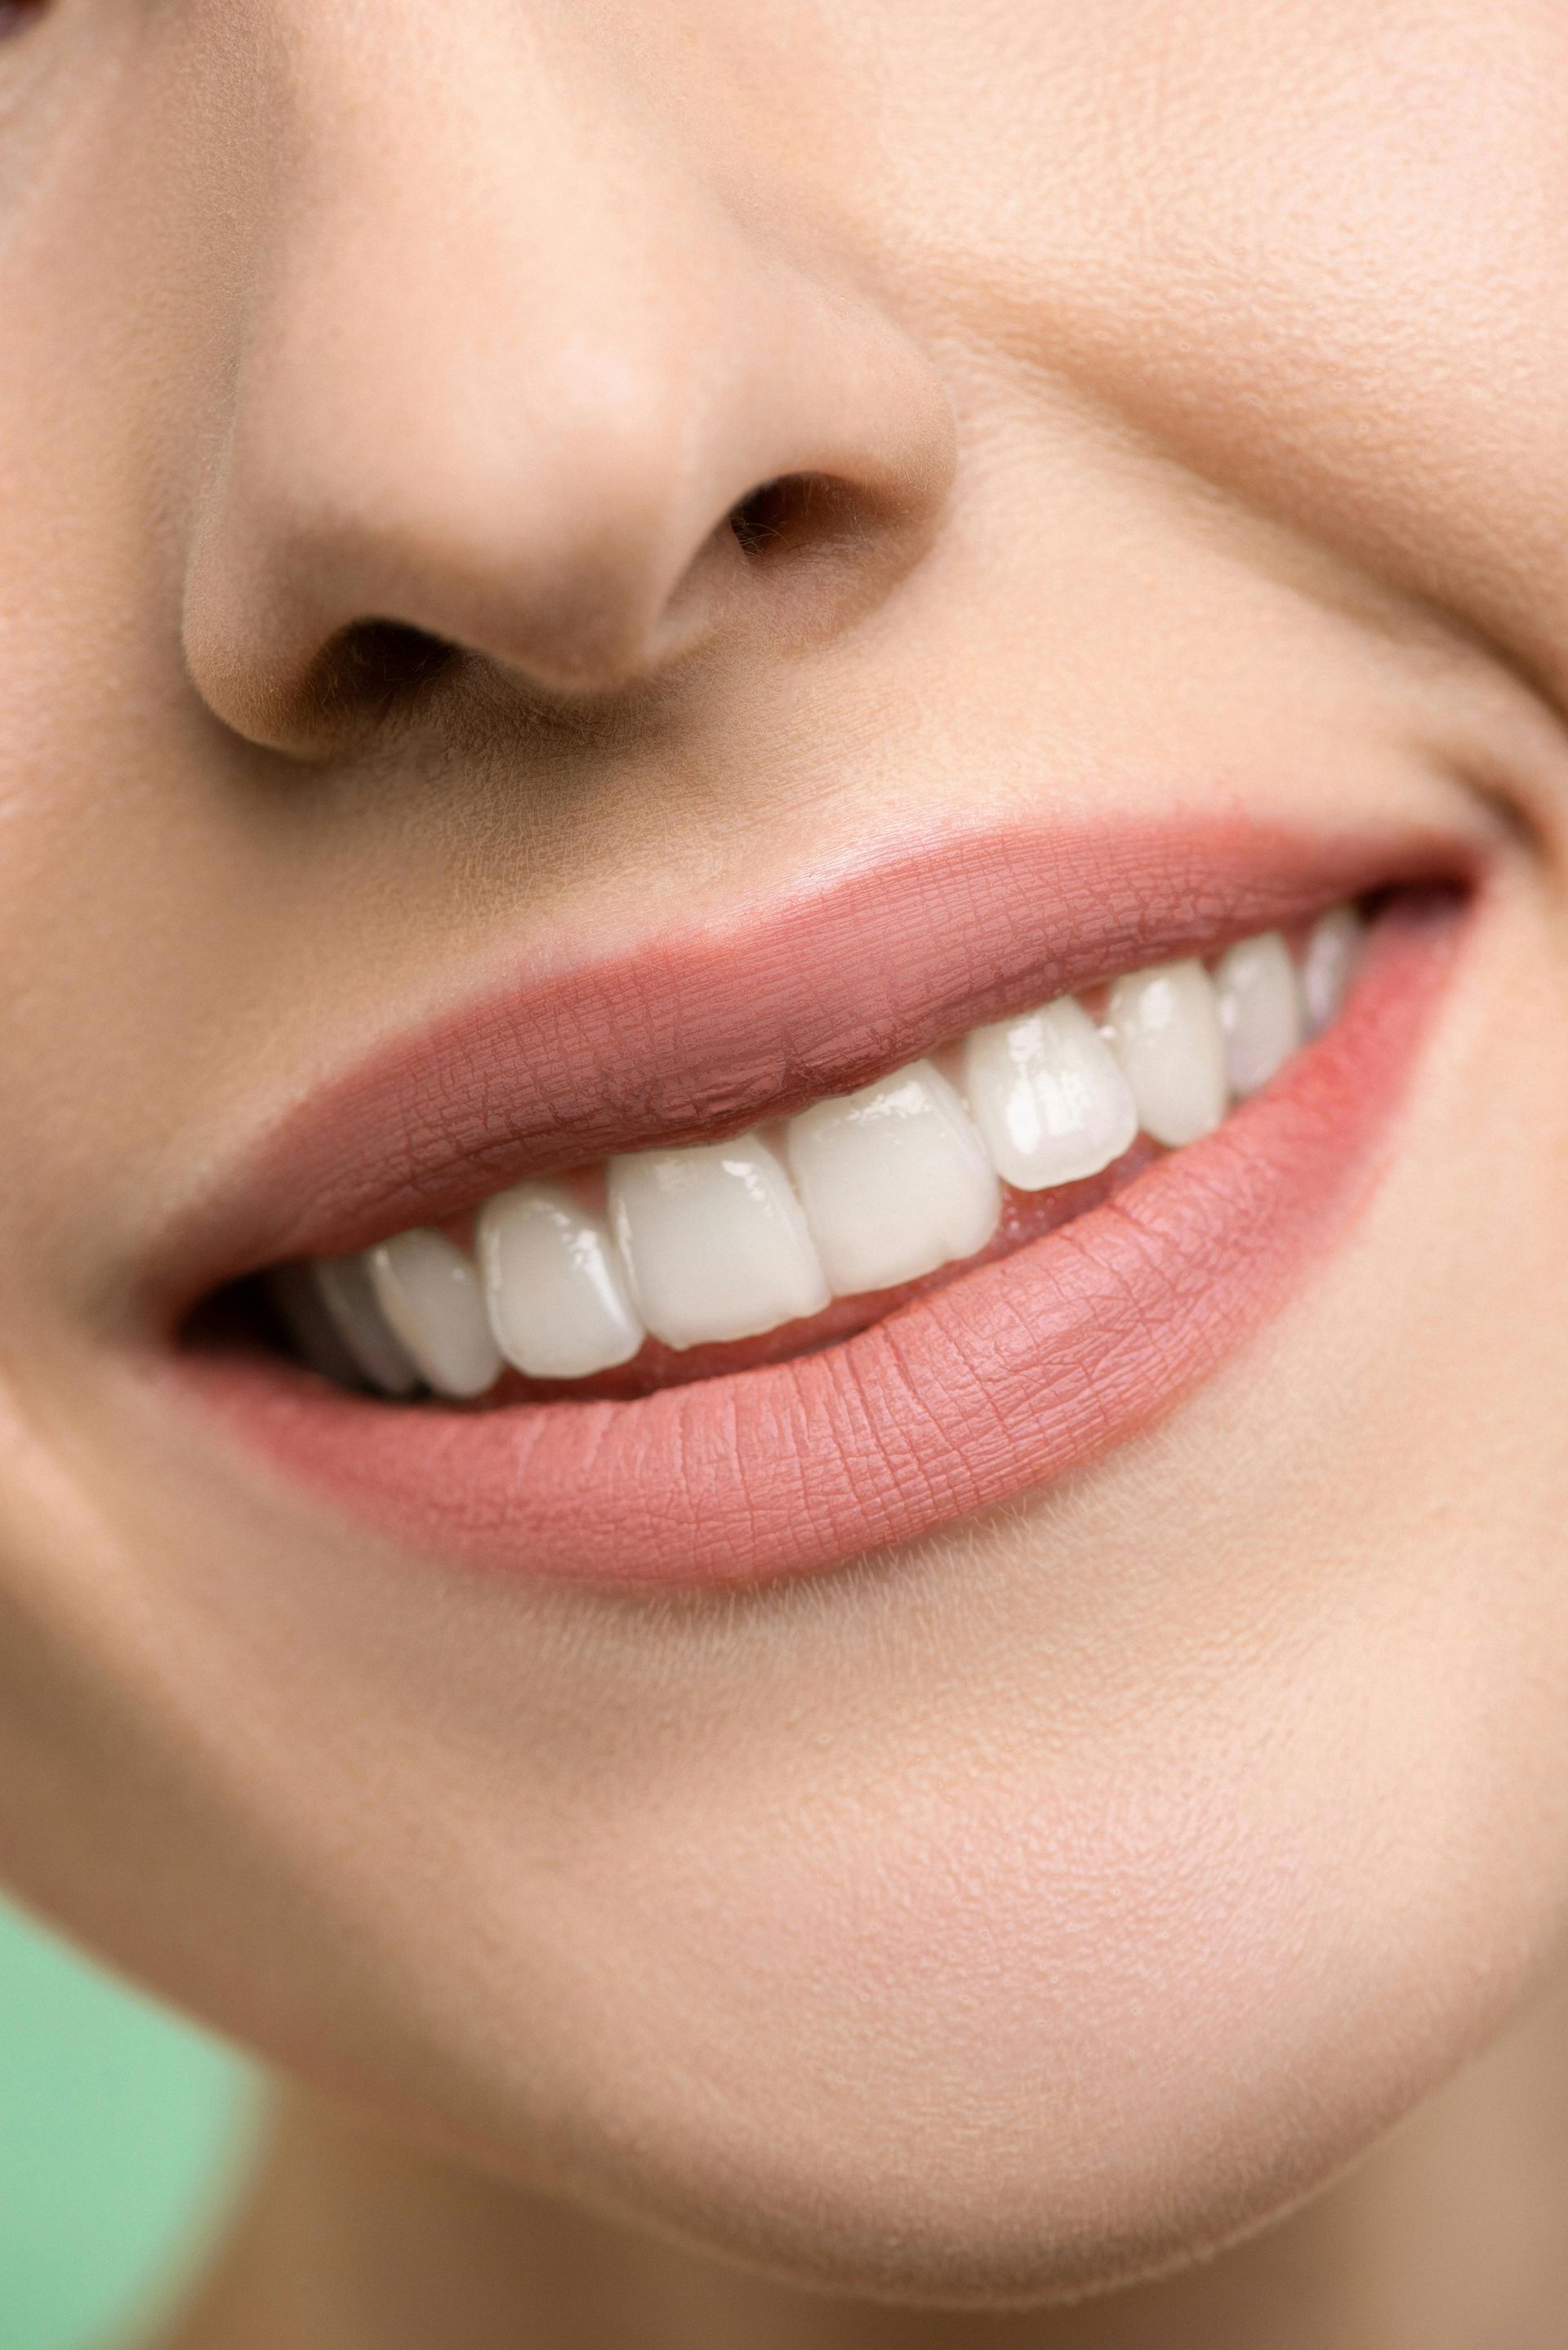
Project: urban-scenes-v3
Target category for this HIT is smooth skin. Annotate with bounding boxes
[1,2,1566,2343]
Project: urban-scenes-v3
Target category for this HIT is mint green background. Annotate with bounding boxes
[0,1894,255,2350]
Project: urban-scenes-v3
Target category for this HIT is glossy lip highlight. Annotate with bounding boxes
[165,826,1473,1590]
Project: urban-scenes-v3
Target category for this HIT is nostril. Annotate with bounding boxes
[0,0,51,33]
[728,474,859,563]
[305,618,460,729]
[728,479,795,558]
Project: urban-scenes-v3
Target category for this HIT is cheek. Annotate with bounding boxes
[872,0,1568,698]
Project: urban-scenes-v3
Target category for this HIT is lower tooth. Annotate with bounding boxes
[1104,960,1228,1148]
[787,1059,1000,1295]
[1214,930,1303,1097]
[478,1184,644,1379]
[367,1229,501,1399]
[608,1134,829,1349]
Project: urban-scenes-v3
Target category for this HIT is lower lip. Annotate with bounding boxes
[185,897,1461,1590]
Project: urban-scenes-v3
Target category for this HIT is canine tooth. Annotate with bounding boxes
[608,1135,829,1349]
[963,997,1138,1190]
[1302,903,1363,1035]
[367,1230,501,1399]
[1214,931,1303,1097]
[307,1256,421,1395]
[1105,960,1227,1147]
[788,1060,1000,1295]
[479,1184,644,1380]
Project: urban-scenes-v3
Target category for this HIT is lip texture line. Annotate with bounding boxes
[190,889,1463,1587]
[163,823,1468,1300]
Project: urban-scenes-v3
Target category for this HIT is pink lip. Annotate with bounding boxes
[171,824,1471,1589]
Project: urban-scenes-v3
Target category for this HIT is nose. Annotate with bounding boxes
[181,9,955,753]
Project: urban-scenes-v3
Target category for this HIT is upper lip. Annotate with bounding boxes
[158,818,1477,1318]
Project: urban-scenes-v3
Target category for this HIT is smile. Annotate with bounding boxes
[170,825,1474,1587]
[274,905,1365,1402]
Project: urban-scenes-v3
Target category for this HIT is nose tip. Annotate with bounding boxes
[180,51,956,756]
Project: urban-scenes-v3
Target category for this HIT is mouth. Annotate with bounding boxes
[165,825,1474,1587]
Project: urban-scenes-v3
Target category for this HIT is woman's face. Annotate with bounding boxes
[2,0,1566,2305]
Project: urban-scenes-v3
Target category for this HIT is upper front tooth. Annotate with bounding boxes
[1301,903,1363,1036]
[608,1133,829,1349]
[1104,959,1228,1147]
[1214,931,1303,1098]
[787,1059,1000,1295]
[367,1229,502,1399]
[305,1255,421,1395]
[478,1184,644,1380]
[962,997,1138,1191]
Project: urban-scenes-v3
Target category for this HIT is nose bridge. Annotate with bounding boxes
[182,3,953,732]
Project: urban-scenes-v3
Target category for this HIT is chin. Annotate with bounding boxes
[287,1467,1566,2313]
[408,1823,1540,2313]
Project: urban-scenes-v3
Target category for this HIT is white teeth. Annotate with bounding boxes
[962,997,1138,1192]
[308,1255,421,1395]
[787,1059,1000,1295]
[478,1184,644,1380]
[1104,959,1229,1147]
[289,903,1370,1394]
[608,1133,829,1349]
[1214,930,1304,1098]
[367,1229,502,1399]
[1302,903,1364,1036]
